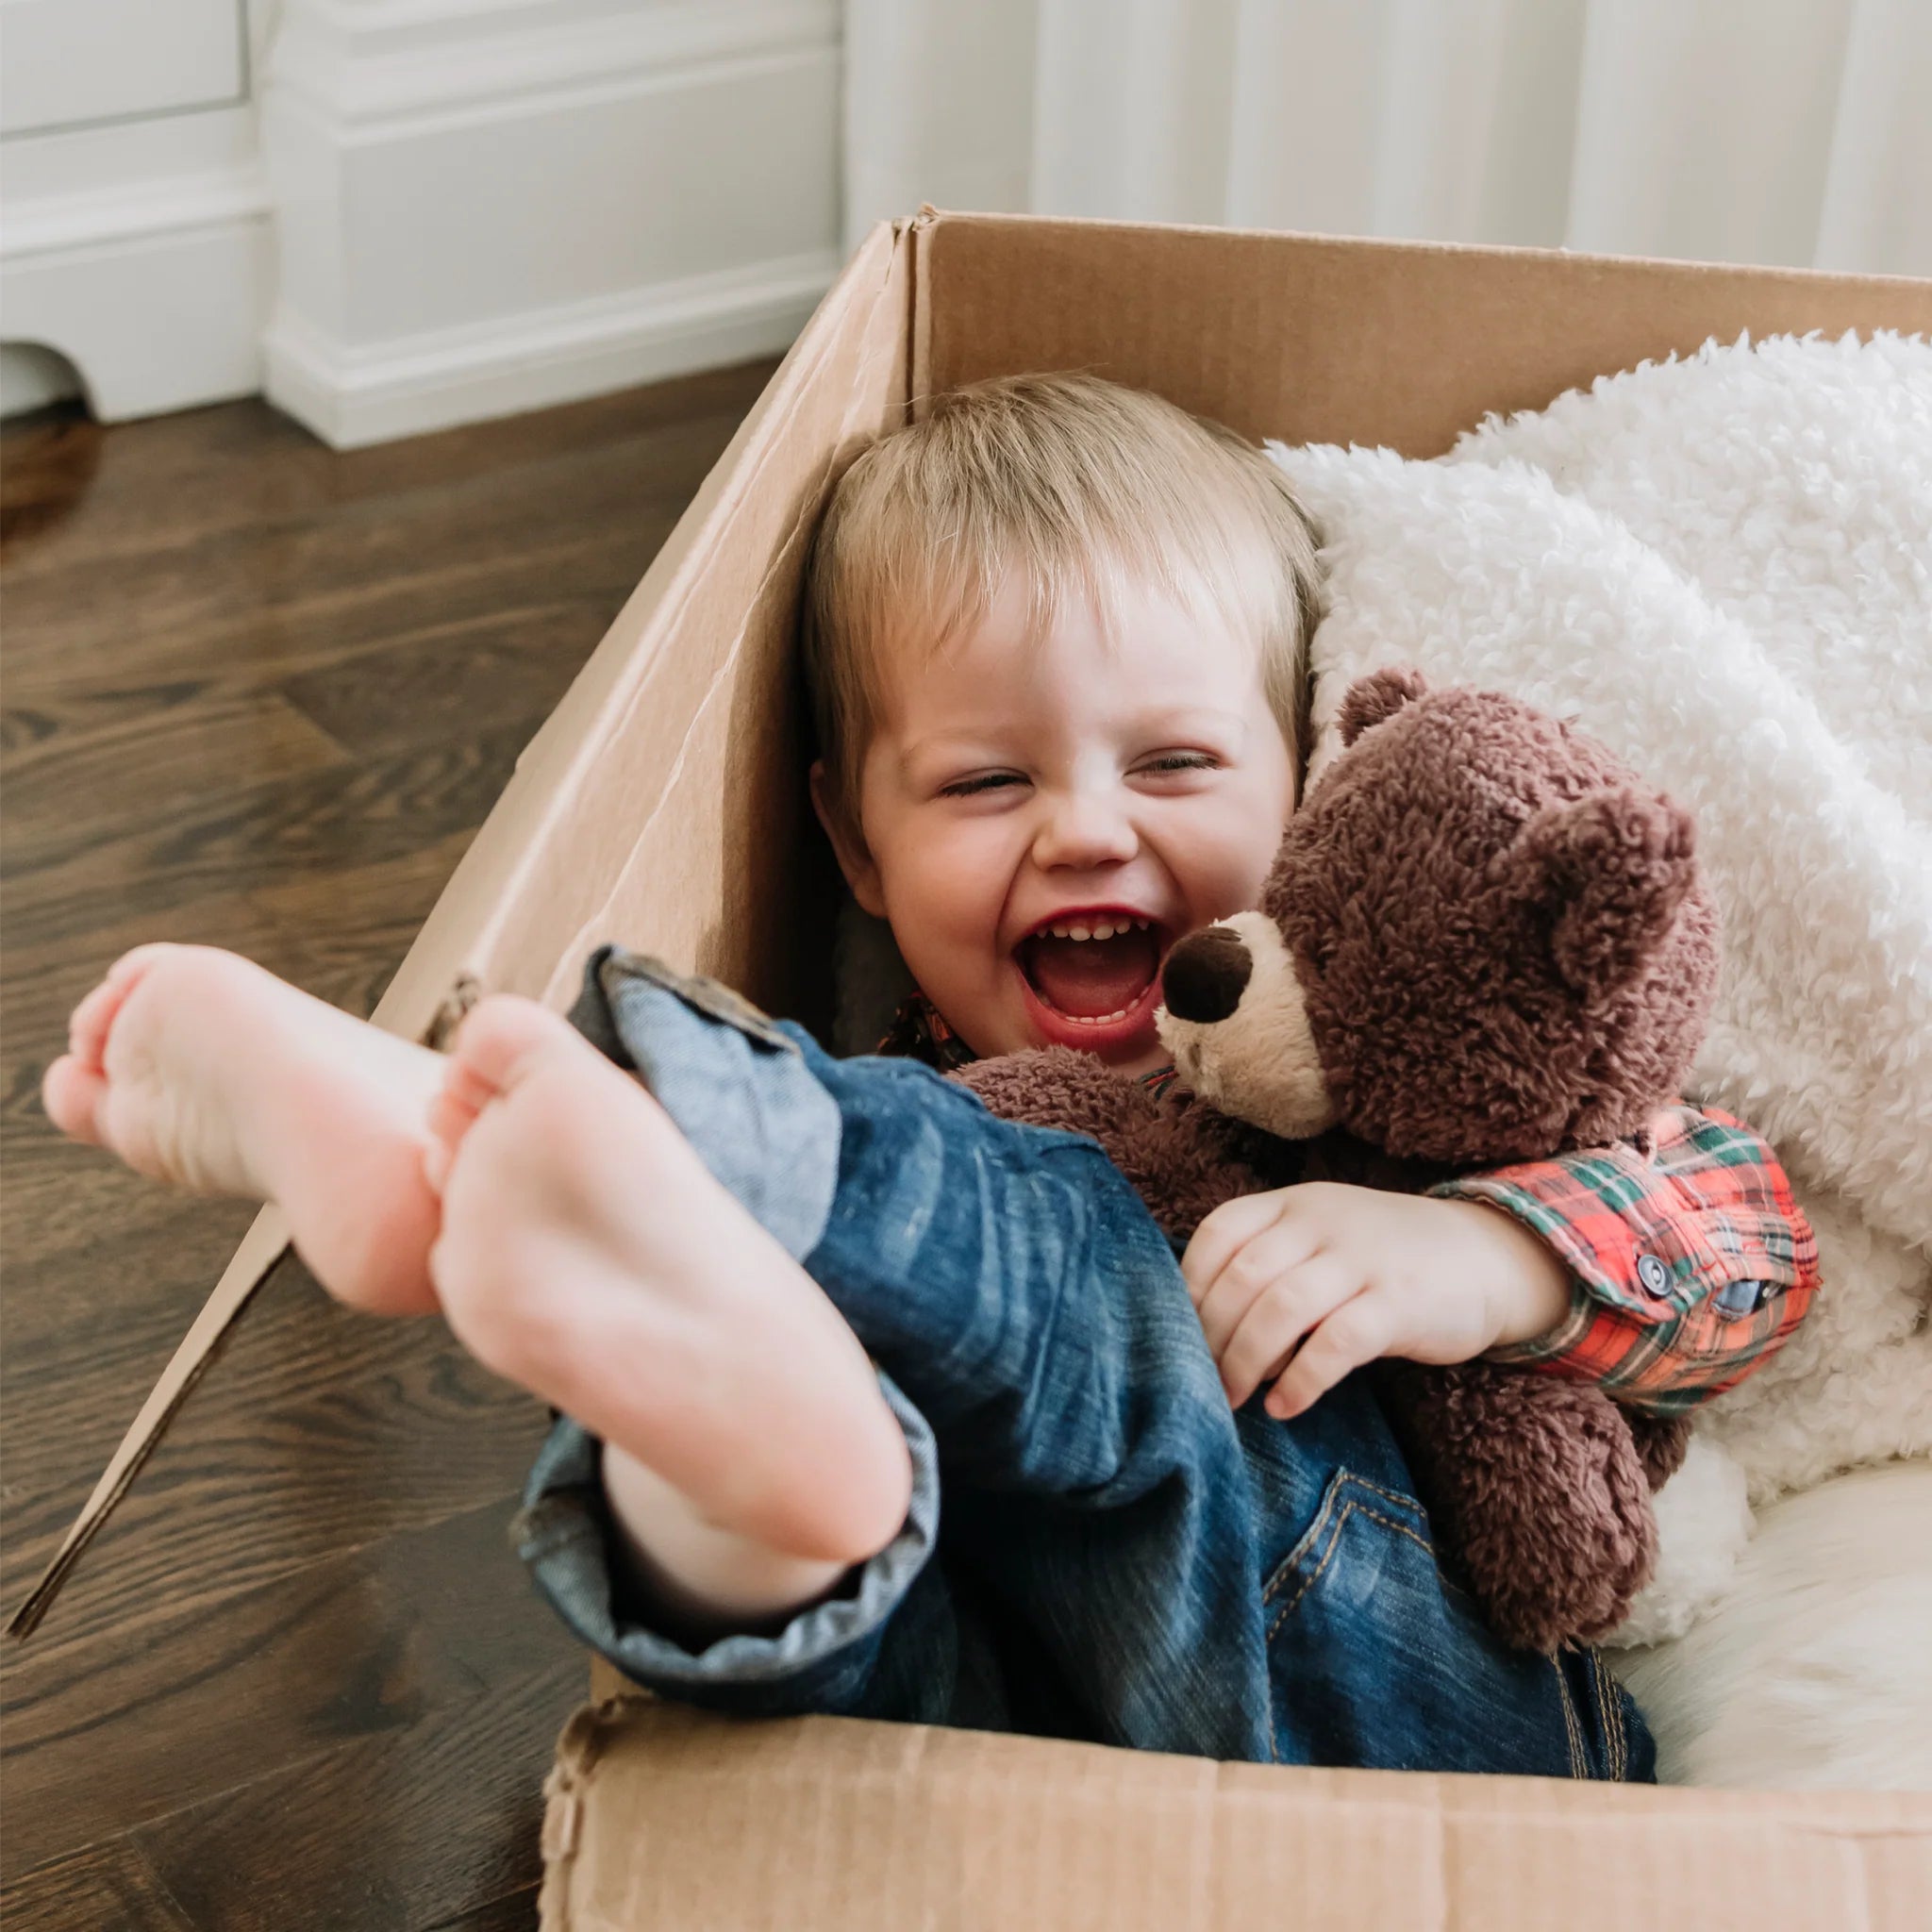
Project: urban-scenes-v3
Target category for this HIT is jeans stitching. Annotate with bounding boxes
[1590,1648,1626,1781]
[1354,1504,1436,1558]
[1550,1653,1588,1778]
[1260,1475,1351,1608]
[1589,1651,1614,1780]
[1262,1500,1437,1643]
[1337,1473,1429,1524]
[1267,1500,1358,1638]
[1262,1475,1448,1641]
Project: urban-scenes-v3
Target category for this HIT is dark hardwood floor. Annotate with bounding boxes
[0,362,779,1930]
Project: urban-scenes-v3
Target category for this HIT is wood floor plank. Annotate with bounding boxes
[3,717,545,952]
[0,364,771,580]
[0,827,480,1074]
[3,1496,577,1884]
[1,363,775,1929]
[0,1259,553,1653]
[126,1648,582,1932]
[2,1838,198,1932]
[2,690,352,834]
[0,400,759,705]
[422,1886,541,1932]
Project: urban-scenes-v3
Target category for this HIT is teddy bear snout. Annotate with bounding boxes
[1161,924,1254,1024]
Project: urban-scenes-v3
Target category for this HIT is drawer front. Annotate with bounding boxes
[0,0,244,138]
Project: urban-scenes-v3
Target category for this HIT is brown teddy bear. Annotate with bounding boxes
[958,667,1717,1653]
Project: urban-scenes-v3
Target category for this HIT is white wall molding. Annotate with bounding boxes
[0,157,272,420]
[268,0,838,134]
[261,0,842,445]
[2,163,271,259]
[265,244,836,447]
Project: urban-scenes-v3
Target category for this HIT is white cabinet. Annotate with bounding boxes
[0,0,247,137]
[0,0,271,419]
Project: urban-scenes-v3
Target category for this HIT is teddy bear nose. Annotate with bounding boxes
[1161,925,1254,1024]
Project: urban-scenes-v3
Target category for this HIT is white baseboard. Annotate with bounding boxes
[260,0,843,448]
[263,248,837,448]
[0,162,272,421]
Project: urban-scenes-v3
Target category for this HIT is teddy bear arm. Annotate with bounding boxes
[1628,1409,1693,1491]
[954,1049,1270,1241]
[1377,1359,1659,1654]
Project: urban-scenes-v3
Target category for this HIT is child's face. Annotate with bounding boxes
[818,575,1298,1075]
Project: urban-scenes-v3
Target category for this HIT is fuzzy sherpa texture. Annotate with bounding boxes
[1271,332,1932,1768]
[1609,1458,1932,1789]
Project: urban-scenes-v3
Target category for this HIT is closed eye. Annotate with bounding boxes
[939,772,1026,798]
[1135,753,1221,776]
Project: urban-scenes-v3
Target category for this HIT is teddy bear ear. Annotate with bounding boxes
[1337,667,1429,748]
[1507,789,1702,999]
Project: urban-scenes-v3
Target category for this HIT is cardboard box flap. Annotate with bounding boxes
[540,1698,1932,1932]
[9,218,917,1641]
[911,211,1932,453]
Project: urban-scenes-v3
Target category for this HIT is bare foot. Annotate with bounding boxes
[426,994,912,1567]
[42,943,447,1316]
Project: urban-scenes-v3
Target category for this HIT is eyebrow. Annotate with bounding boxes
[895,708,1254,778]
[895,735,1005,780]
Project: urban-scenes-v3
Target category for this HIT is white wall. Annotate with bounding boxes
[1,0,845,445]
[846,0,1932,279]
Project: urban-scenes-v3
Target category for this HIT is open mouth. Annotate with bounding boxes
[1013,911,1169,1051]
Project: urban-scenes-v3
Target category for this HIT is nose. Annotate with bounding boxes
[1161,925,1253,1024]
[1031,786,1139,872]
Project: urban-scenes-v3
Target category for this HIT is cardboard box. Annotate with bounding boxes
[19,212,1932,1924]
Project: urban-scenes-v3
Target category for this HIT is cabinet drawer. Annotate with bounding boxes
[0,0,244,137]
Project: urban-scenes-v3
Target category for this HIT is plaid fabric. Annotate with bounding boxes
[876,994,978,1074]
[879,996,1816,1414]
[1432,1104,1821,1416]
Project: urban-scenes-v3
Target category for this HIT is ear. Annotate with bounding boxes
[1338,667,1429,748]
[1507,789,1701,998]
[809,760,887,919]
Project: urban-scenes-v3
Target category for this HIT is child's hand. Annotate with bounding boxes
[1179,1183,1572,1419]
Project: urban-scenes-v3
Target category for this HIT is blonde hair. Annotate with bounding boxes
[801,373,1322,841]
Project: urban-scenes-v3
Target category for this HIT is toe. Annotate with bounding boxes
[448,995,584,1099]
[427,996,586,1188]
[69,944,178,1070]
[42,1053,108,1144]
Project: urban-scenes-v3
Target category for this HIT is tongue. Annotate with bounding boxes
[1024,927,1161,1019]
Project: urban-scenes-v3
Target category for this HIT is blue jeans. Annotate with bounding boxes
[516,947,1651,1778]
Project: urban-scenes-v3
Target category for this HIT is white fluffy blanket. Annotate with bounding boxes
[1273,331,1932,1785]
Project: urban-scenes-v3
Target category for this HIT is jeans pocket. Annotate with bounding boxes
[1261,1468,1640,1777]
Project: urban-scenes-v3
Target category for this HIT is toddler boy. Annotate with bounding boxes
[42,377,1816,1779]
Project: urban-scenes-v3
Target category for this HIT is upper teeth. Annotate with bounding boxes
[1042,917,1152,941]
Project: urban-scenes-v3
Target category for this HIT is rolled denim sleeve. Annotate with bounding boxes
[514,1368,945,1717]
[1430,1102,1821,1416]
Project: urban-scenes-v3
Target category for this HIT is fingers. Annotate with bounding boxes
[1266,1293,1398,1421]
[1192,1221,1328,1357]
[1211,1252,1358,1408]
[1184,1188,1334,1340]
[1181,1191,1298,1307]
[1182,1186,1422,1418]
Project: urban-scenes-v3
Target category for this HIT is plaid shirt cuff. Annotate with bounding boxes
[1427,1103,1821,1417]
